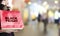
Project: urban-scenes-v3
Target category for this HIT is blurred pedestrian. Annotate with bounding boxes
[48,10,54,24]
[58,9,60,36]
[58,9,60,25]
[37,13,41,23]
[42,10,48,33]
[38,5,48,33]
[54,10,59,26]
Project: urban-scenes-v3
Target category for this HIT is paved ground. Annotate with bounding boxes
[15,22,59,36]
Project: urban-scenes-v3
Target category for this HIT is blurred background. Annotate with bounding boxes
[1,0,60,36]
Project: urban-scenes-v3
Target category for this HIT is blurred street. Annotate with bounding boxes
[15,21,59,36]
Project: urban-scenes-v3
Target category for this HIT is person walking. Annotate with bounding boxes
[42,12,48,33]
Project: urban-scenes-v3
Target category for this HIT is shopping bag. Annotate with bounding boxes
[0,10,24,32]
